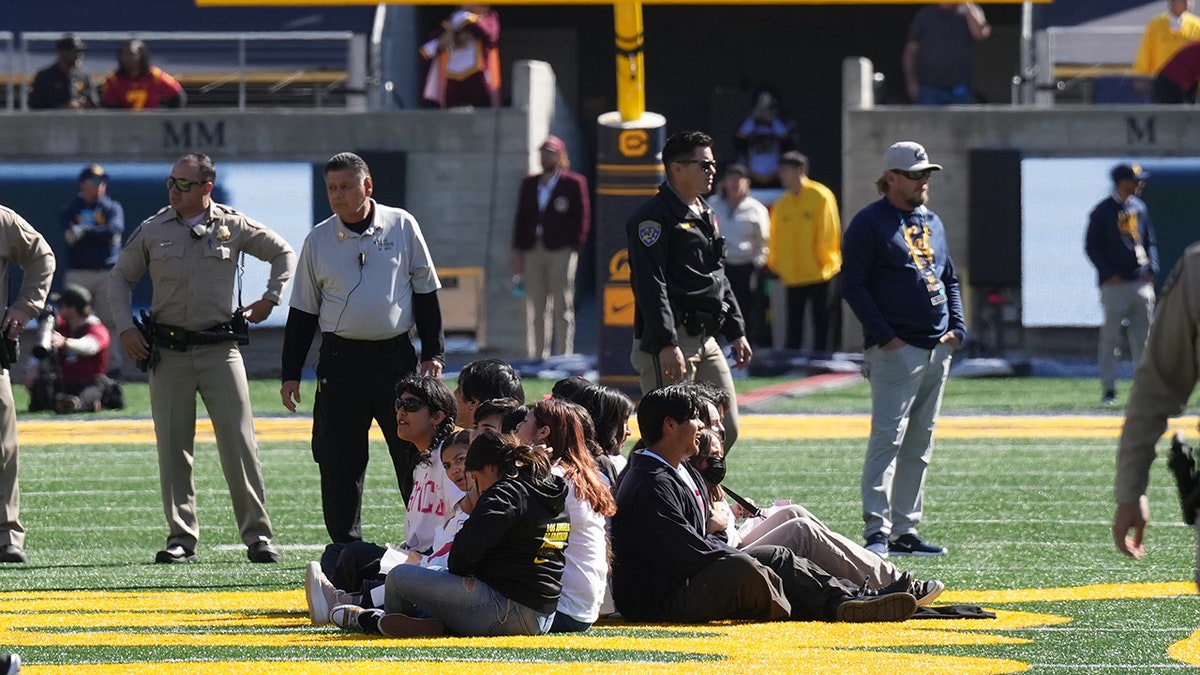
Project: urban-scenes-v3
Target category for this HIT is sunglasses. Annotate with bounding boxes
[676,159,718,172]
[165,176,207,192]
[891,169,933,181]
[395,396,427,413]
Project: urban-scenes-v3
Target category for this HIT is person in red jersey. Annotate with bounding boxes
[101,39,185,110]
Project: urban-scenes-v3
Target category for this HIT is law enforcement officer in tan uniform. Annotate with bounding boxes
[1113,241,1200,593]
[109,153,296,564]
[0,205,55,564]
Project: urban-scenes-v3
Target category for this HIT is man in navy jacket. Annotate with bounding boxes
[610,384,917,623]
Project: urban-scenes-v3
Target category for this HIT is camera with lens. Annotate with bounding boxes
[31,294,59,359]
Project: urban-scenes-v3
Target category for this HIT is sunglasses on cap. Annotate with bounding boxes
[395,396,427,413]
[891,169,933,181]
[165,176,207,192]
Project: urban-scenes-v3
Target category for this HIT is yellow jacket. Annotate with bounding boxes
[767,179,842,286]
[1133,12,1200,75]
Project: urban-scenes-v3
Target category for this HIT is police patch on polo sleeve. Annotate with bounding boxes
[638,220,662,247]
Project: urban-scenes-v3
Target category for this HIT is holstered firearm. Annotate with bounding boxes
[0,336,15,371]
[134,310,161,372]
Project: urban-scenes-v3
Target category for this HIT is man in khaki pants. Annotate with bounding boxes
[109,153,295,565]
[0,205,55,564]
[511,136,590,360]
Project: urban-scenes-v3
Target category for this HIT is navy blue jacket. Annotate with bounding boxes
[1085,194,1158,286]
[60,195,125,270]
[841,197,965,349]
[610,449,741,621]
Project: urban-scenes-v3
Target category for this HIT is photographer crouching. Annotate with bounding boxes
[23,285,123,414]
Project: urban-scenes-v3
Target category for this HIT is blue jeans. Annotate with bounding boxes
[384,564,554,636]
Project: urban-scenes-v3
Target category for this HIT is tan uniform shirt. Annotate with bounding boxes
[1116,242,1200,503]
[0,205,55,319]
[108,202,295,334]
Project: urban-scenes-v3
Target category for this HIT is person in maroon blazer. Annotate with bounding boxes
[511,136,591,360]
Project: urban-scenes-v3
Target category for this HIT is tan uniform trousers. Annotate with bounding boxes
[737,504,900,588]
[523,242,577,360]
[631,331,740,449]
[0,371,22,548]
[149,342,272,550]
[64,268,122,375]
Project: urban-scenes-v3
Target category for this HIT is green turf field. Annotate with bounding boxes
[1,377,1197,673]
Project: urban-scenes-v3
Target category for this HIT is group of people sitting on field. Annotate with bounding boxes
[301,359,956,638]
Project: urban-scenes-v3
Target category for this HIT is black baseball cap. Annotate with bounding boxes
[79,164,107,182]
[1111,163,1149,183]
[56,35,86,52]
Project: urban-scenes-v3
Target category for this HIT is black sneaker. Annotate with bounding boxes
[1102,389,1117,405]
[877,572,945,606]
[0,545,27,564]
[378,613,446,637]
[835,592,917,622]
[0,652,19,675]
[155,544,197,564]
[888,533,947,556]
[247,540,280,563]
[864,532,890,559]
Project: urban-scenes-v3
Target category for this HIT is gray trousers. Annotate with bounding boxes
[1098,280,1155,392]
[631,332,740,449]
[861,342,953,540]
[150,343,273,550]
[0,371,22,548]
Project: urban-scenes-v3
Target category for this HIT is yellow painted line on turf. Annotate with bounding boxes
[4,584,1198,674]
[17,415,1194,446]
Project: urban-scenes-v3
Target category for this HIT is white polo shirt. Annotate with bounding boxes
[290,200,441,340]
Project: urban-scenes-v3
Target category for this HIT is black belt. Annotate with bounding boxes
[321,332,409,353]
[154,323,242,351]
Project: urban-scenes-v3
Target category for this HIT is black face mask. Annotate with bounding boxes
[700,455,726,486]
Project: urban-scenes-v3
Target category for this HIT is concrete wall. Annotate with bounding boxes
[840,57,1200,354]
[0,60,557,359]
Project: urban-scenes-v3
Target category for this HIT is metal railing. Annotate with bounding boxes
[13,31,365,111]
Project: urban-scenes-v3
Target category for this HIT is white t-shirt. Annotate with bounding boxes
[553,463,608,624]
[405,445,466,553]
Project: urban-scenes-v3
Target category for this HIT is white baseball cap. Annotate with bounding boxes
[884,141,943,173]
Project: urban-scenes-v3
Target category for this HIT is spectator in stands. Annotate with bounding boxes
[708,163,770,348]
[23,285,123,415]
[903,3,991,105]
[733,87,797,188]
[1154,39,1200,103]
[60,164,125,378]
[101,39,185,110]
[28,35,97,110]
[420,5,502,108]
[768,152,841,352]
[511,136,590,361]
[1134,0,1200,79]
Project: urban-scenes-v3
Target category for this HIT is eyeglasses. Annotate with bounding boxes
[676,159,718,172]
[891,169,933,181]
[165,176,207,192]
[395,396,427,413]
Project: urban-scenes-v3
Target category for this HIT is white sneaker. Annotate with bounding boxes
[305,561,353,625]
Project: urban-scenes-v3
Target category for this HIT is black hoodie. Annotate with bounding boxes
[448,472,570,614]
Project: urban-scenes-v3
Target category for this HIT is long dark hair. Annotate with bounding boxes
[466,430,552,484]
[396,374,457,463]
[571,384,634,456]
[530,399,616,516]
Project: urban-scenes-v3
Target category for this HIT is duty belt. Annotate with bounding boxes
[154,322,245,351]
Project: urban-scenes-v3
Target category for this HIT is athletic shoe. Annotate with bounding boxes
[330,604,383,633]
[1102,389,1117,405]
[835,592,917,622]
[879,572,944,606]
[378,613,445,638]
[864,532,889,559]
[0,545,27,564]
[247,541,280,563]
[888,533,947,556]
[306,562,354,626]
[0,652,19,675]
[154,544,197,564]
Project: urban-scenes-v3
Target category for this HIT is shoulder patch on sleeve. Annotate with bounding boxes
[638,220,662,247]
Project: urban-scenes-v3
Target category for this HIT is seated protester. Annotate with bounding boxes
[611,384,918,624]
[689,428,944,606]
[470,397,523,439]
[316,375,461,598]
[24,285,123,414]
[570,383,635,476]
[453,358,524,430]
[306,430,474,625]
[550,375,591,401]
[515,399,616,632]
[501,404,529,434]
[332,430,570,637]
